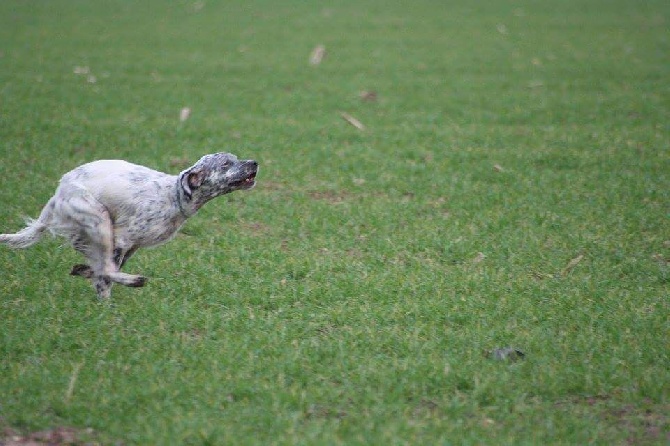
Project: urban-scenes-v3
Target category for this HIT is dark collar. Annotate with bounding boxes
[175,177,191,219]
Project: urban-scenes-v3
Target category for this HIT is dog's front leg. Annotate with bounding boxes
[94,275,113,299]
[71,246,139,278]
[115,246,138,269]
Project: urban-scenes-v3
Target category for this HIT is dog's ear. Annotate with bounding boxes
[180,169,205,199]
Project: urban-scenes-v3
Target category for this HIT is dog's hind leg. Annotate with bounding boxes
[64,192,146,298]
[70,246,139,280]
[70,263,94,279]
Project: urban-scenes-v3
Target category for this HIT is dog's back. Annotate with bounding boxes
[63,159,165,183]
[60,160,173,204]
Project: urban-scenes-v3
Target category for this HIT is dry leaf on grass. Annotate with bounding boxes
[309,45,326,65]
[179,107,191,122]
[493,164,504,172]
[532,270,555,280]
[473,252,486,263]
[359,90,378,102]
[562,254,584,276]
[340,112,365,130]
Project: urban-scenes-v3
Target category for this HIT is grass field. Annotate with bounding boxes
[1,0,668,444]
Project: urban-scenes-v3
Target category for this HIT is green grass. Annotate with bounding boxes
[1,0,668,444]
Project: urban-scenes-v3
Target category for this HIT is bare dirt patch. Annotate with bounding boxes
[1,426,105,446]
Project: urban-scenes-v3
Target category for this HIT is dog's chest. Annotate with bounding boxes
[91,177,186,247]
[112,200,186,247]
[123,213,184,246]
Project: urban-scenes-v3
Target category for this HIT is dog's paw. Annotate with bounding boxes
[70,264,93,278]
[128,276,148,288]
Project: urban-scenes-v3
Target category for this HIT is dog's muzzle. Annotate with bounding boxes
[235,160,258,189]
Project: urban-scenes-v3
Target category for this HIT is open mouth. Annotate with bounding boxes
[234,171,257,188]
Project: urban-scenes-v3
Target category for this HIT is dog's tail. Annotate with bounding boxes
[0,199,55,249]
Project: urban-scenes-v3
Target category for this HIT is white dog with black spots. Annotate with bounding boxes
[0,153,258,299]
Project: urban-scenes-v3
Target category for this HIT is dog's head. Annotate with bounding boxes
[179,153,258,210]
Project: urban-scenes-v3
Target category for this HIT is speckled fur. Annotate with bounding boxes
[0,153,258,299]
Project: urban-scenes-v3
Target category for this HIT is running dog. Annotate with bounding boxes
[0,153,258,299]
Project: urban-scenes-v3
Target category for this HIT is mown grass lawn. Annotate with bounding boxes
[1,0,668,444]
